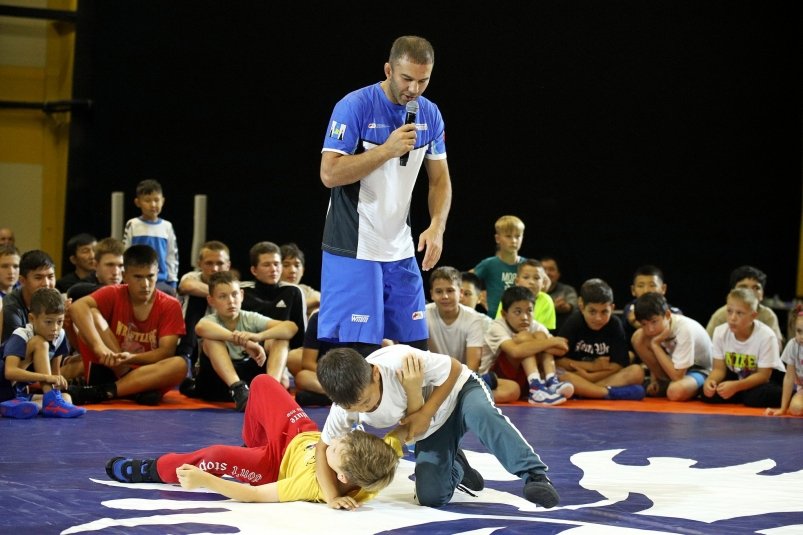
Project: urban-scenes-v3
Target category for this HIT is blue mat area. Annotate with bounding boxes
[1,406,802,534]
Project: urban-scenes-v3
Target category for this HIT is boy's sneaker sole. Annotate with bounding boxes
[528,393,566,406]
[106,457,159,483]
[524,473,560,508]
[0,398,38,419]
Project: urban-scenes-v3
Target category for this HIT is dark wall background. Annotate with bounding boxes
[65,1,802,326]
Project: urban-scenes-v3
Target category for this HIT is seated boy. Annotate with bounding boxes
[105,374,402,508]
[315,345,561,509]
[706,265,784,348]
[556,278,646,400]
[425,267,517,401]
[67,245,188,405]
[484,286,572,404]
[188,270,298,411]
[0,287,85,418]
[0,244,21,299]
[631,292,713,401]
[703,287,784,407]
[292,310,335,407]
[494,259,557,332]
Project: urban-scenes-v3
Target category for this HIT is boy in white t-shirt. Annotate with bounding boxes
[703,287,784,407]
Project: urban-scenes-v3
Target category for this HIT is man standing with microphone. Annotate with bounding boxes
[318,35,452,355]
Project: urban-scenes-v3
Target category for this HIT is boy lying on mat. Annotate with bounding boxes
[105,375,403,509]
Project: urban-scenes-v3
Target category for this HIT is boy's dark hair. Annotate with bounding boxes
[317,348,372,406]
[580,278,614,304]
[207,270,239,293]
[279,243,305,265]
[135,179,163,196]
[65,233,97,258]
[500,285,535,311]
[634,292,670,322]
[633,264,664,281]
[729,265,767,289]
[429,266,461,287]
[123,245,158,269]
[460,271,484,291]
[30,287,64,316]
[517,258,543,274]
[249,241,280,267]
[0,244,20,257]
[94,237,125,261]
[19,250,55,277]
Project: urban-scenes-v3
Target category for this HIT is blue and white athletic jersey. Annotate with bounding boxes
[321,82,447,262]
[123,217,179,284]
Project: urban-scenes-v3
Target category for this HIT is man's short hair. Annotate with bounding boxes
[199,240,230,260]
[248,241,280,268]
[94,237,125,262]
[29,287,64,316]
[19,250,55,277]
[123,245,158,269]
[389,35,434,65]
[65,233,97,258]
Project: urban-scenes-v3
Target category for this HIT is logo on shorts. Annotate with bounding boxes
[351,314,370,323]
[411,311,424,320]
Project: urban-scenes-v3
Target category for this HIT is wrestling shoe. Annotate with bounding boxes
[179,377,199,398]
[455,448,484,492]
[0,397,38,419]
[294,390,332,407]
[229,380,249,412]
[605,384,646,400]
[545,376,574,399]
[528,379,566,405]
[106,457,160,483]
[523,472,560,508]
[66,384,112,405]
[134,390,163,406]
[41,389,86,418]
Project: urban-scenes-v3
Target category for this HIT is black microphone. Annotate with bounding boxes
[400,100,419,166]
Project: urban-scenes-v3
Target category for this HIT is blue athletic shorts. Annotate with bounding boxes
[318,252,427,345]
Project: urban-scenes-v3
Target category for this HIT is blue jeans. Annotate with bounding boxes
[413,376,549,507]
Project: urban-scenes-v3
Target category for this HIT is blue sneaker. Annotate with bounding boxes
[545,376,574,399]
[41,389,86,418]
[528,379,566,405]
[606,384,646,400]
[0,397,39,419]
[106,457,160,483]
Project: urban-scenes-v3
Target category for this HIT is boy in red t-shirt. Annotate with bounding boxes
[67,245,187,405]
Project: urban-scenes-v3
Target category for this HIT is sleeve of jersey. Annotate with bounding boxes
[2,330,28,358]
[91,285,117,319]
[166,223,179,283]
[158,295,187,337]
[322,94,362,155]
[484,321,510,356]
[423,102,447,160]
[122,219,133,248]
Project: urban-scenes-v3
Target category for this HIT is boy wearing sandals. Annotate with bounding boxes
[106,374,402,509]
[0,287,85,418]
[186,270,298,411]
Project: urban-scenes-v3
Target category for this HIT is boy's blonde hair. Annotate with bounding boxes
[494,215,525,234]
[340,430,400,493]
[728,287,758,311]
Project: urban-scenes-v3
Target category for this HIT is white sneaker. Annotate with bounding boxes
[545,376,574,399]
[529,380,566,405]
